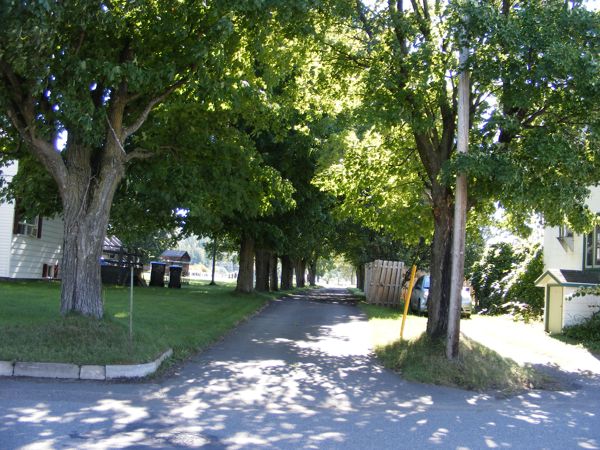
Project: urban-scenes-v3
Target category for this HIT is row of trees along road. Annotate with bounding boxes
[1,1,599,357]
[318,0,599,345]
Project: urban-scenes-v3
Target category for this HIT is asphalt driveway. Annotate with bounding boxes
[1,288,599,449]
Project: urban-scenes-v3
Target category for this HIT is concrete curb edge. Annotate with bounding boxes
[0,348,173,381]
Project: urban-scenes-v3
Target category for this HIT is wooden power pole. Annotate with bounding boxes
[446,39,470,360]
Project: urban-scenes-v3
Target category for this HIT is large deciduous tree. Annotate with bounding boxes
[326,0,598,343]
[0,2,281,318]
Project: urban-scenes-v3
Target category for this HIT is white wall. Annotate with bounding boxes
[0,162,18,277]
[0,200,15,277]
[9,216,63,279]
[543,186,600,271]
[543,226,582,271]
[586,185,600,212]
[564,286,600,328]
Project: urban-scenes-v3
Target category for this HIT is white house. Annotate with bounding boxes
[0,162,64,279]
[536,186,600,333]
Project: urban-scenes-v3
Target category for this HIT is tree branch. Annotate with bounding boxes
[522,106,547,127]
[356,0,374,41]
[123,78,187,139]
[1,59,68,192]
[126,147,155,162]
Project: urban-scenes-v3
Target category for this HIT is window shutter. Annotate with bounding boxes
[37,216,43,239]
[12,200,21,235]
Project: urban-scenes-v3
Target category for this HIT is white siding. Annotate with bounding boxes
[543,226,583,271]
[9,216,63,279]
[0,200,14,277]
[563,287,600,328]
[586,186,600,212]
[0,162,18,277]
[543,186,600,271]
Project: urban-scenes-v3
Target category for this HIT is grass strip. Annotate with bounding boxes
[360,302,546,393]
[0,280,292,366]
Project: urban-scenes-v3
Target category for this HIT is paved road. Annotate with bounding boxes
[1,288,599,449]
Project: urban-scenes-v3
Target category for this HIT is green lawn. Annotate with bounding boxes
[0,280,284,366]
[359,302,546,393]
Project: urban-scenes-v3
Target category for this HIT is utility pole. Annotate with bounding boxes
[446,33,470,360]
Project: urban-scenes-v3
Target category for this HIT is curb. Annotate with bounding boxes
[0,349,173,381]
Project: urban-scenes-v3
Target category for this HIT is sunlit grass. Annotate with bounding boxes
[0,280,290,365]
[360,303,546,392]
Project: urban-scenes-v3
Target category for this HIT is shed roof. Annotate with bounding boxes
[160,250,191,261]
[535,269,600,287]
[103,236,123,251]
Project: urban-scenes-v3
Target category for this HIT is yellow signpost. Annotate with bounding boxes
[400,265,417,340]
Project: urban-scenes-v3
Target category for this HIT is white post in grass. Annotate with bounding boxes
[129,263,134,343]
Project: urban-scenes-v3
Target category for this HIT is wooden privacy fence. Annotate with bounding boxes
[364,260,405,307]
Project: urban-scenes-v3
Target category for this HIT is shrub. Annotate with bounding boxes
[562,311,600,342]
[470,242,522,313]
[502,247,544,322]
[469,242,544,321]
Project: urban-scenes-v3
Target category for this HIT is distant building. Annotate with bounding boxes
[160,250,191,276]
[100,236,144,286]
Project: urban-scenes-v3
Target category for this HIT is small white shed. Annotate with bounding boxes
[535,269,600,334]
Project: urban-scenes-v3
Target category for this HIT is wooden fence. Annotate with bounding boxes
[364,260,405,307]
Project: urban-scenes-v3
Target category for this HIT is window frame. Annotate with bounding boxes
[584,226,600,269]
[12,199,43,239]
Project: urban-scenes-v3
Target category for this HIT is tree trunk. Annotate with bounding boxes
[60,211,108,319]
[426,186,454,340]
[270,254,279,291]
[236,234,255,293]
[254,248,270,292]
[280,255,294,290]
[295,258,306,288]
[356,264,365,290]
[307,260,317,287]
[59,146,125,319]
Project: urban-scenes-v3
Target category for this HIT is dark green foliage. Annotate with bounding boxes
[0,155,61,218]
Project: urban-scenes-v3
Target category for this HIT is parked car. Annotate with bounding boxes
[409,275,472,318]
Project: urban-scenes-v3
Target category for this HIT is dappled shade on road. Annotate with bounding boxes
[1,289,599,449]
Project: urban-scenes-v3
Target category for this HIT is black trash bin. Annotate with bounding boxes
[168,265,183,288]
[150,261,167,287]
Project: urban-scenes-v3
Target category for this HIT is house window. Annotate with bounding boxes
[16,216,40,238]
[585,226,600,268]
[559,225,573,239]
[12,200,43,238]
[558,224,575,251]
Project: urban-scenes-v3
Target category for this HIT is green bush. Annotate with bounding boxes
[469,243,544,321]
[503,247,544,322]
[562,311,600,342]
[470,242,521,313]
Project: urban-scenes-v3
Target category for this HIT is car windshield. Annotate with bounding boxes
[423,276,430,289]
